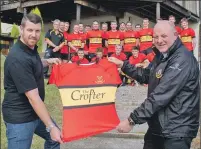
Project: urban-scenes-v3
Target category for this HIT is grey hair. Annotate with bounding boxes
[21,13,42,27]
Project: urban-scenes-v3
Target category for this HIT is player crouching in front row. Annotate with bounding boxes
[128,46,150,86]
[69,48,89,64]
[91,47,106,63]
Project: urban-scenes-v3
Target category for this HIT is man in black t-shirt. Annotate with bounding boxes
[2,13,63,149]
[44,19,65,77]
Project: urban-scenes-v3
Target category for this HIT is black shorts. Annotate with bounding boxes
[124,52,132,60]
[44,48,60,59]
[60,53,68,60]
[107,52,114,57]
[52,51,61,58]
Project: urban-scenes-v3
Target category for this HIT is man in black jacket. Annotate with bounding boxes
[108,20,200,149]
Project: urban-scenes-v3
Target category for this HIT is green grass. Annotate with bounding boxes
[1,55,63,149]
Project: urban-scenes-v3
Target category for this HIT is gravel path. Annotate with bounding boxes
[61,137,144,149]
[114,85,148,133]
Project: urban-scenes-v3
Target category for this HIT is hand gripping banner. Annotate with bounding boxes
[49,59,122,142]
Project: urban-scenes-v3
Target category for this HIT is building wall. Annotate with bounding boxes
[1,23,15,34]
[189,22,200,61]
[119,12,155,28]
[175,0,200,16]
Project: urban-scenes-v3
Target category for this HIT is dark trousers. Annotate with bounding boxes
[43,48,61,76]
[143,129,193,149]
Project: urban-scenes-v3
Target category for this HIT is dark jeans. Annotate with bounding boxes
[143,129,193,149]
[5,119,60,149]
[124,52,132,60]
[43,48,61,76]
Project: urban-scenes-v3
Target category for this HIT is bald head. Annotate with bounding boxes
[154,20,176,34]
[153,20,178,53]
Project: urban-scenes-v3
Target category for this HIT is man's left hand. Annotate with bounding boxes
[116,119,134,133]
[46,58,61,65]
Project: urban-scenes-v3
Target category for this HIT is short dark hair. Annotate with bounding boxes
[135,24,141,28]
[126,21,132,25]
[132,46,139,51]
[120,22,125,25]
[143,18,149,21]
[93,20,99,24]
[21,13,42,27]
[85,25,91,28]
[77,48,84,52]
[169,15,175,19]
[181,18,188,23]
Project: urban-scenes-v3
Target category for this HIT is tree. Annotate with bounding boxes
[10,24,20,43]
[30,7,44,53]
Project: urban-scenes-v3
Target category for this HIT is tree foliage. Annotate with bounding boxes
[10,24,20,43]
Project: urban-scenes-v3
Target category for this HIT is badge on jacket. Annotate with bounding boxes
[156,69,163,79]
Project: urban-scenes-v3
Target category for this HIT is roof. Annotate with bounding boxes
[0,0,200,24]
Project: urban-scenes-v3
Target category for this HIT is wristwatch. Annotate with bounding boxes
[46,124,55,133]
[128,116,135,126]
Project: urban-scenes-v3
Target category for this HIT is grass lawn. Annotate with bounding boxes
[1,55,63,149]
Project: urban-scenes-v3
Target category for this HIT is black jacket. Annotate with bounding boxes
[122,38,200,138]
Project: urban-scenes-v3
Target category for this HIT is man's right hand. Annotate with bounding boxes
[53,46,60,52]
[108,57,124,68]
[50,126,63,144]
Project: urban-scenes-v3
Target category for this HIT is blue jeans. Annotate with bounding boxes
[5,119,60,149]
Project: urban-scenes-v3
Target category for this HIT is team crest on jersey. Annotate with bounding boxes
[95,76,105,84]
[156,69,163,79]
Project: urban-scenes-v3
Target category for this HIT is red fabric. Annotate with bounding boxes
[91,57,106,62]
[180,28,195,51]
[79,32,88,52]
[122,30,139,52]
[138,28,153,51]
[175,26,182,35]
[67,33,84,53]
[129,53,147,65]
[49,62,121,142]
[60,32,68,54]
[111,52,127,61]
[86,30,103,53]
[71,56,89,64]
[105,31,123,53]
[146,52,155,62]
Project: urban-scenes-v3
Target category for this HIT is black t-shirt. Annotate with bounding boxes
[45,29,65,49]
[2,39,45,123]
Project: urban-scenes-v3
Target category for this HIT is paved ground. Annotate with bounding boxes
[62,137,144,149]
[115,85,148,133]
